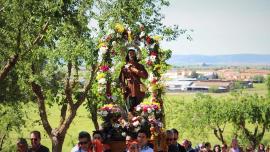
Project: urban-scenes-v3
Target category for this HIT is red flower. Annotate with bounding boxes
[146,36,151,44]
[143,107,148,112]
[147,60,153,66]
[151,78,158,84]
[100,65,110,72]
[150,51,158,56]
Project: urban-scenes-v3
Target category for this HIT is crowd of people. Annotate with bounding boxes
[16,129,270,152]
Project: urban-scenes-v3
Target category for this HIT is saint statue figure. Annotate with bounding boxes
[119,47,148,112]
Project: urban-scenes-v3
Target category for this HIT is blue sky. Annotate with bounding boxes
[161,0,270,55]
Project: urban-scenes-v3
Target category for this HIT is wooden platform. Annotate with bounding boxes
[108,140,126,152]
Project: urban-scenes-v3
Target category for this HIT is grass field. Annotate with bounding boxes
[5,83,269,151]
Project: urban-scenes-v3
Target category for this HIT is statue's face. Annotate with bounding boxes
[128,50,136,61]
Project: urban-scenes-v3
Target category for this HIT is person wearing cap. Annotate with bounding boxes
[119,47,148,112]
[71,131,103,152]
[17,138,30,152]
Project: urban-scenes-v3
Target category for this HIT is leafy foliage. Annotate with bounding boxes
[0,104,25,151]
[178,91,270,147]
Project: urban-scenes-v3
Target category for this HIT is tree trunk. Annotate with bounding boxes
[90,104,99,130]
[51,134,65,152]
[0,54,19,82]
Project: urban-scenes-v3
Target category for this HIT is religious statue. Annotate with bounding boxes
[119,47,148,112]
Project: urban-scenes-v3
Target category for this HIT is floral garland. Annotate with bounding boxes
[96,22,169,140]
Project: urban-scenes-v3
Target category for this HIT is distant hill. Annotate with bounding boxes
[168,54,270,66]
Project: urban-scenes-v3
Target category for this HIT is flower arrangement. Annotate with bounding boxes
[94,22,170,141]
[98,104,121,118]
[135,101,161,115]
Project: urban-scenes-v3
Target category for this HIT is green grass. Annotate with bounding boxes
[5,83,269,151]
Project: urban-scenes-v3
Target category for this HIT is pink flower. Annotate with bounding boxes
[147,60,153,66]
[100,65,110,72]
[153,105,159,110]
[143,107,148,112]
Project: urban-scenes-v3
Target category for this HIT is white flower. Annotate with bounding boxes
[110,67,115,73]
[147,108,152,113]
[139,42,145,50]
[107,29,114,35]
[150,55,156,62]
[111,82,116,86]
[140,31,145,38]
[121,132,126,137]
[149,86,153,92]
[149,73,154,80]
[99,46,108,54]
[113,123,120,128]
[102,111,108,116]
[132,121,140,127]
[136,106,141,111]
[145,57,150,62]
[112,41,116,47]
[98,78,106,84]
[98,87,104,93]
[116,33,121,38]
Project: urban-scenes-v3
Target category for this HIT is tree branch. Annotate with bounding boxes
[0,124,9,151]
[65,61,73,106]
[253,122,258,137]
[21,20,50,57]
[0,20,49,82]
[0,27,21,82]
[57,64,98,135]
[74,64,97,108]
[71,60,79,89]
[60,61,73,126]
[31,64,52,136]
[218,126,225,144]
[257,124,266,143]
[213,128,222,142]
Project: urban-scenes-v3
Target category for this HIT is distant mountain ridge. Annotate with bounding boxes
[168,54,270,65]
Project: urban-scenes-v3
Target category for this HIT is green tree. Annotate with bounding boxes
[0,104,25,151]
[228,92,270,149]
[252,75,265,83]
[13,1,97,151]
[1,1,96,151]
[0,0,58,82]
[189,70,199,78]
[266,74,270,97]
[181,94,229,144]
